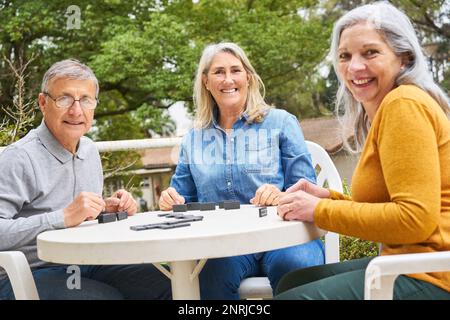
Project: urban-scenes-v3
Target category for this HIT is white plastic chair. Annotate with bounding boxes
[238,140,342,299]
[0,251,39,300]
[364,251,450,300]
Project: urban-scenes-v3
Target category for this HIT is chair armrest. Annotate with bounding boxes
[324,232,340,264]
[364,251,450,300]
[0,251,39,300]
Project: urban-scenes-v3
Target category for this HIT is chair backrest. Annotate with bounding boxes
[306,140,342,264]
[239,141,344,300]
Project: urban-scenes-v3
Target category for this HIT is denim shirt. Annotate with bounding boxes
[170,108,316,203]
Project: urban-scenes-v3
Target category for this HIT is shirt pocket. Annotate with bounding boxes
[243,143,279,176]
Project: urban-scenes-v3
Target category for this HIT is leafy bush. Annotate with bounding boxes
[338,179,378,261]
[340,235,378,261]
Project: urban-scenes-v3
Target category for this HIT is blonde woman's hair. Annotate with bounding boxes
[330,1,450,153]
[193,42,271,128]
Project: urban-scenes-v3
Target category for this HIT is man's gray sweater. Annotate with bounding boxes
[0,122,103,280]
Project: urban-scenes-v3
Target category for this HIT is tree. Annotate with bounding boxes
[91,0,332,120]
[1,0,447,144]
[0,0,135,130]
[392,0,449,86]
[0,54,36,145]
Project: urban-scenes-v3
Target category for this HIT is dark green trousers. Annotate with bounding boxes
[275,257,450,300]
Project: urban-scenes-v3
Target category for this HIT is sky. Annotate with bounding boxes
[167,101,193,137]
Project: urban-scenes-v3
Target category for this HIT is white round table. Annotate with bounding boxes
[37,205,325,299]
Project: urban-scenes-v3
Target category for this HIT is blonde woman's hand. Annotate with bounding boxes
[159,187,185,211]
[250,184,284,206]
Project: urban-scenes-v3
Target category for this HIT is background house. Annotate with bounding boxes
[300,117,359,185]
[137,146,180,211]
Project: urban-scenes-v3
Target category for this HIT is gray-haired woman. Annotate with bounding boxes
[275,1,450,300]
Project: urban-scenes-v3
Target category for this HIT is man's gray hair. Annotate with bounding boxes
[41,59,99,96]
[330,1,450,153]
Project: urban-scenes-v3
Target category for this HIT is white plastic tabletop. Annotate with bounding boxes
[37,205,325,299]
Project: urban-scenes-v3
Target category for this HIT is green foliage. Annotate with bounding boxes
[339,177,379,261]
[92,113,145,197]
[101,150,143,198]
[0,55,37,145]
[0,124,14,145]
[340,235,378,261]
[1,0,447,138]
[134,104,175,137]
[90,0,332,119]
[441,69,450,92]
[94,114,145,141]
[342,178,351,197]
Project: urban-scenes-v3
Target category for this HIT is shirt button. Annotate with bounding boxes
[227,182,231,186]
[231,138,234,142]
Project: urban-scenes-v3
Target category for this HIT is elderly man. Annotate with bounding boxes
[0,59,171,300]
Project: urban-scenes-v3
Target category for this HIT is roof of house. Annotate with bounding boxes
[140,146,180,169]
[300,117,344,154]
[140,117,345,168]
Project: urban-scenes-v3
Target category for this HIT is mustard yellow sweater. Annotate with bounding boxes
[315,85,450,292]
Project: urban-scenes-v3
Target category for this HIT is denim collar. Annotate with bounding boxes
[211,106,250,129]
[36,121,88,163]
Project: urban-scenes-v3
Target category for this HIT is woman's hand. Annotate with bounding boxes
[286,178,330,199]
[250,184,284,206]
[277,190,321,222]
[158,187,185,211]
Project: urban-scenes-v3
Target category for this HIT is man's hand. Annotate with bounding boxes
[64,192,105,227]
[105,189,137,215]
[250,184,284,206]
[159,187,185,211]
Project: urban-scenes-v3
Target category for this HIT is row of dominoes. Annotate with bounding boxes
[173,200,240,212]
[130,214,204,231]
[97,211,128,224]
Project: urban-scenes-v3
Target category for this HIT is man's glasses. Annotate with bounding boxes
[44,92,98,110]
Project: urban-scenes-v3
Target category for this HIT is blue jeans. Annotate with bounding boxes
[0,264,171,300]
[199,238,325,299]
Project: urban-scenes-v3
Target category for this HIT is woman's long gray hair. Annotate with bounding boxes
[330,1,450,153]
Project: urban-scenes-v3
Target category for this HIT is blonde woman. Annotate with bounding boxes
[159,42,324,299]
